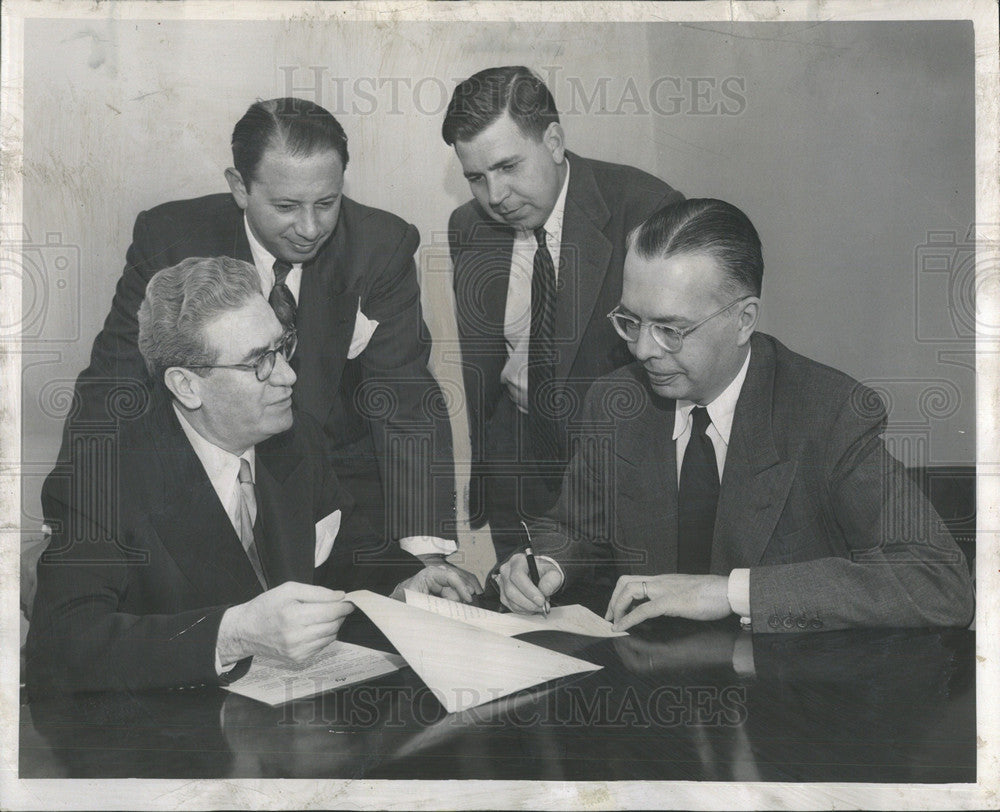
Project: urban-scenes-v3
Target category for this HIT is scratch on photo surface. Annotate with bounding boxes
[169,614,207,640]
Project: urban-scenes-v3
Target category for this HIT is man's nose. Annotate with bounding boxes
[294,207,321,240]
[486,176,510,209]
[269,352,297,387]
[630,324,664,363]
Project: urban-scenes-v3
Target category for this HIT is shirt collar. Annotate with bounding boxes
[522,157,570,245]
[243,215,302,276]
[672,346,752,445]
[173,403,255,490]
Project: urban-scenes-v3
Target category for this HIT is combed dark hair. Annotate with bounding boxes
[628,199,763,296]
[137,256,263,379]
[442,66,560,145]
[231,97,349,185]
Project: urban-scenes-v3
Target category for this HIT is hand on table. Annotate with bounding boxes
[217,582,354,665]
[415,554,483,599]
[395,564,481,603]
[496,553,563,614]
[606,574,731,631]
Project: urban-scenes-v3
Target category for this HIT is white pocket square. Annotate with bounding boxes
[314,509,342,567]
[347,298,379,360]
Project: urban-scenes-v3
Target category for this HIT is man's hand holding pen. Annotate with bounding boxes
[493,522,563,614]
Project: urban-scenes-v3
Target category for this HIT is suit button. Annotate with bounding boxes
[782,615,794,629]
[768,615,781,629]
[796,616,808,629]
[809,619,824,629]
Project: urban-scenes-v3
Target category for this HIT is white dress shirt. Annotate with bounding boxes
[174,404,256,533]
[672,349,753,620]
[501,160,571,412]
[244,217,303,303]
[243,217,455,559]
[173,407,257,675]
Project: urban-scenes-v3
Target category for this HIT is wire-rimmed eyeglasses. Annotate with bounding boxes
[607,296,752,353]
[187,329,298,382]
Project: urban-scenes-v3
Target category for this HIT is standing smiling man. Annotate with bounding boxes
[443,66,683,564]
[43,98,475,589]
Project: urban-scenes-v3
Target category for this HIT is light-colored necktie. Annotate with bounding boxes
[237,458,267,589]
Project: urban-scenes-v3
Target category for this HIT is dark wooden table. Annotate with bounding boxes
[20,617,975,782]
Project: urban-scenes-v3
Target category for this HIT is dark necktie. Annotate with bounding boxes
[527,227,559,461]
[677,406,719,574]
[269,260,297,331]
[237,458,268,590]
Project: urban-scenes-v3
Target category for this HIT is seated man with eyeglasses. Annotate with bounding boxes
[495,198,974,633]
[26,257,474,694]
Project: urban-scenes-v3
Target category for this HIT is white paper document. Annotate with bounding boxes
[223,640,405,706]
[346,590,602,714]
[403,589,628,638]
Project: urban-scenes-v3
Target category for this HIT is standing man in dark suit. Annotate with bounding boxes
[443,66,684,563]
[26,257,475,694]
[45,97,474,588]
[497,199,974,632]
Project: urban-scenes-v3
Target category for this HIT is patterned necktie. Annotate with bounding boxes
[269,260,297,331]
[527,227,559,461]
[237,458,268,590]
[677,407,719,574]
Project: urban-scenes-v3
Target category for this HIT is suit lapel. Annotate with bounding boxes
[554,155,613,382]
[254,437,314,586]
[294,203,361,422]
[713,336,797,571]
[229,214,253,263]
[146,399,264,604]
[466,214,514,342]
[615,375,679,574]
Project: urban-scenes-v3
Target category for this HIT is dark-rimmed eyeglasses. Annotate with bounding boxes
[607,297,752,353]
[187,330,298,382]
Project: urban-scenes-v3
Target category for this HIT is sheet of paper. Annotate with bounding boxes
[222,640,405,706]
[346,590,602,714]
[404,589,627,638]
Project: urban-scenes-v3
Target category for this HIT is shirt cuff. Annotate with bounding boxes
[727,568,751,624]
[215,647,237,677]
[399,535,459,557]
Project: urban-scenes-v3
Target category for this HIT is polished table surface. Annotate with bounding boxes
[20,616,975,782]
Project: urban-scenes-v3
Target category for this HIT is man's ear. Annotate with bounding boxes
[542,122,566,165]
[735,298,760,346]
[163,367,204,410]
[225,167,249,210]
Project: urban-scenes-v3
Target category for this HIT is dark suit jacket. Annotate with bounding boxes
[448,152,683,524]
[26,392,419,694]
[533,332,975,631]
[46,193,454,540]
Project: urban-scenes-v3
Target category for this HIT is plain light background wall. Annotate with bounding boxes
[19,19,975,568]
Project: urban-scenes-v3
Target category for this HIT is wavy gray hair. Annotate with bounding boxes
[137,256,262,379]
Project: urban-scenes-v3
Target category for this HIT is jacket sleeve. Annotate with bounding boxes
[25,489,236,694]
[526,380,622,588]
[40,210,164,524]
[355,222,457,541]
[749,387,975,632]
[305,414,423,595]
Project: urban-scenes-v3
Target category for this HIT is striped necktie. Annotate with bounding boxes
[237,458,268,589]
[269,260,297,331]
[527,227,559,461]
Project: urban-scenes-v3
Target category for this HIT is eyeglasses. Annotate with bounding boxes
[607,296,752,353]
[187,330,298,382]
